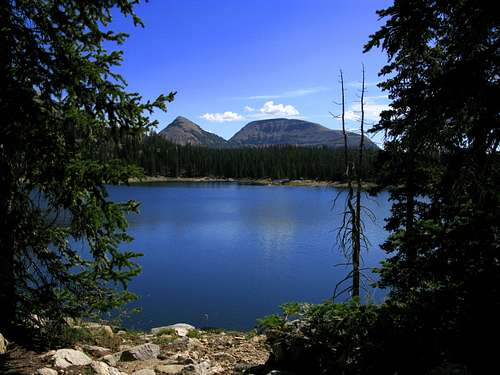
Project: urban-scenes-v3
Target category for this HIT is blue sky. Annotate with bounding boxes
[111,0,392,145]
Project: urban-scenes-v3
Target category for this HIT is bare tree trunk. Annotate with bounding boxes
[352,66,366,298]
[339,70,360,299]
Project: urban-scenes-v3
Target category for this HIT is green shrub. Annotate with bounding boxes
[153,335,176,345]
[262,300,381,374]
[200,327,224,334]
[154,328,176,336]
[186,329,202,339]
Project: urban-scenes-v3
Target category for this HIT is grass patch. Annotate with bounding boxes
[153,335,177,345]
[154,328,176,336]
[200,326,224,334]
[186,329,202,339]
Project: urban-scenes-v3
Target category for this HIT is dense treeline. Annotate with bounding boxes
[99,133,379,181]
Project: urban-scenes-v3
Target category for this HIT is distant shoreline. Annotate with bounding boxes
[126,176,377,189]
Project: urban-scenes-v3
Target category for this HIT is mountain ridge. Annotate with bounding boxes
[158,116,229,147]
[159,116,378,150]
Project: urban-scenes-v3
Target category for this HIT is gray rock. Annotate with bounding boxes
[0,333,7,354]
[90,360,127,375]
[36,368,58,375]
[151,323,195,337]
[120,343,160,361]
[167,353,195,365]
[181,361,212,375]
[132,370,157,375]
[101,353,118,366]
[83,344,112,357]
[155,364,186,374]
[52,348,92,368]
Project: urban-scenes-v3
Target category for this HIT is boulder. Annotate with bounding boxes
[151,324,195,337]
[120,343,160,361]
[0,333,7,354]
[53,348,92,368]
[36,368,58,375]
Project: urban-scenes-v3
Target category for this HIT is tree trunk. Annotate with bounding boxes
[0,162,17,334]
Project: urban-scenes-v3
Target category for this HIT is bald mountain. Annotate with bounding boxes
[159,117,377,149]
[229,118,378,149]
[159,116,229,147]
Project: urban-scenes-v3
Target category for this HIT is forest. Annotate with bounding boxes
[99,133,379,181]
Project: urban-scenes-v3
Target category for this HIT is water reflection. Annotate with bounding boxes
[108,183,391,330]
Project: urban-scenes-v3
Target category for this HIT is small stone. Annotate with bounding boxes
[83,344,112,357]
[132,370,156,375]
[208,364,225,374]
[101,354,118,366]
[251,335,263,343]
[102,325,114,338]
[155,364,186,374]
[190,352,199,360]
[53,349,92,368]
[171,353,194,364]
[90,360,126,375]
[39,350,57,358]
[36,368,58,375]
[0,333,7,354]
[212,351,235,363]
[181,361,211,375]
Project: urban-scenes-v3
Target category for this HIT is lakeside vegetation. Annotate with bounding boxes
[99,133,380,182]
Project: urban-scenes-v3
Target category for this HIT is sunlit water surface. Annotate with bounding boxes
[107,182,391,330]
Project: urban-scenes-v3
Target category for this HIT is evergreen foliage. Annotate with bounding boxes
[99,133,379,181]
[0,0,174,343]
[364,0,500,371]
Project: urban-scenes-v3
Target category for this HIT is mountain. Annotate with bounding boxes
[229,118,378,149]
[159,116,229,147]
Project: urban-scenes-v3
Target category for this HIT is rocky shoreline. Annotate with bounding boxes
[127,176,376,189]
[0,322,272,375]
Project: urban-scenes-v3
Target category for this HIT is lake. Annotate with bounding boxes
[108,182,391,330]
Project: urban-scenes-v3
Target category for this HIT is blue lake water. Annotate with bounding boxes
[108,183,391,330]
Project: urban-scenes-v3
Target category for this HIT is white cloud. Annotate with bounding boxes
[348,81,380,88]
[364,103,390,121]
[259,101,299,117]
[201,111,244,122]
[340,102,390,122]
[237,87,329,100]
[244,106,255,112]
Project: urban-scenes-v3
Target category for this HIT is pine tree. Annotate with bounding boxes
[0,0,175,341]
[365,0,499,370]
